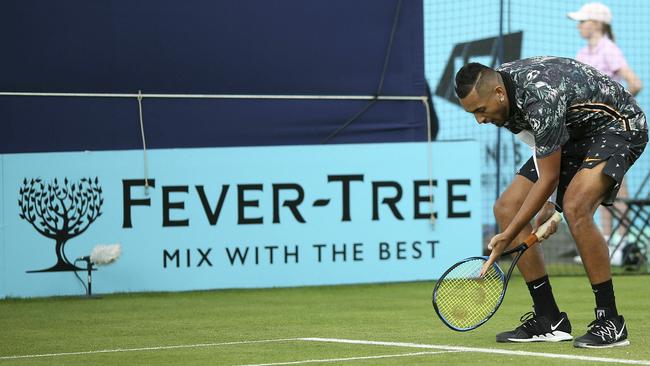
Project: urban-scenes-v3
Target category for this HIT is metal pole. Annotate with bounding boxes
[86,259,93,296]
[495,0,505,232]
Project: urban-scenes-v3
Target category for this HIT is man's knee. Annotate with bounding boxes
[562,196,592,228]
[494,195,521,221]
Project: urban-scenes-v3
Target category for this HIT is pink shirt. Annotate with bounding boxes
[576,36,628,81]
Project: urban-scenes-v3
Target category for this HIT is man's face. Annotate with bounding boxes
[458,87,508,127]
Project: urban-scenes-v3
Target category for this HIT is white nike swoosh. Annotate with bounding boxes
[533,281,547,290]
[550,317,564,331]
[616,321,626,339]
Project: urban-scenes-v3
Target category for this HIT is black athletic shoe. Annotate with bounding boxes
[496,311,573,343]
[574,308,629,348]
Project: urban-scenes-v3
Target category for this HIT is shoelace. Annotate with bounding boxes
[518,311,541,331]
[520,311,536,323]
[587,317,618,340]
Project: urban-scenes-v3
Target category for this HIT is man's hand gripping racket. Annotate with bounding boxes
[481,209,561,277]
[432,211,563,331]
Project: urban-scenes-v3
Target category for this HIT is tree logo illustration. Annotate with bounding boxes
[18,177,103,273]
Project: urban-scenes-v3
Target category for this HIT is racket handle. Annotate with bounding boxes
[529,211,563,244]
[500,212,563,256]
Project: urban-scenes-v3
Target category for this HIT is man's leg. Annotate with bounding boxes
[563,161,629,348]
[562,162,612,284]
[493,174,571,343]
[493,175,547,281]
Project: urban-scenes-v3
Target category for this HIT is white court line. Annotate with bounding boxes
[300,338,650,365]
[3,336,650,365]
[0,338,299,360]
[233,351,457,366]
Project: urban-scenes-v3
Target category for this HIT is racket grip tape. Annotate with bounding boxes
[525,211,563,246]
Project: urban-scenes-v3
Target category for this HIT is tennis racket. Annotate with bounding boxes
[432,211,563,331]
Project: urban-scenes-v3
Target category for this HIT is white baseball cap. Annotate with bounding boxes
[567,3,612,24]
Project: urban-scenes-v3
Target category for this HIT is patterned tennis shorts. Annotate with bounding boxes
[517,130,648,208]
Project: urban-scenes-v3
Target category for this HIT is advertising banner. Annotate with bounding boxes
[0,141,481,298]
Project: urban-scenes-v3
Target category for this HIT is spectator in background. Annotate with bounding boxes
[568,3,642,95]
[568,2,642,243]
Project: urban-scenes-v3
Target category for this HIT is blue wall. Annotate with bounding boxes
[1,0,431,153]
[0,1,450,297]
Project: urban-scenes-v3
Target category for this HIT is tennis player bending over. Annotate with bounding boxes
[455,57,647,348]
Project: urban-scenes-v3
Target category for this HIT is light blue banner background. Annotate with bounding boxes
[0,142,481,298]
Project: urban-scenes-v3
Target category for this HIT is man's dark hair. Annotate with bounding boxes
[455,62,493,99]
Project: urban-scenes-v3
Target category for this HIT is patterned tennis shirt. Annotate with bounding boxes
[496,56,647,158]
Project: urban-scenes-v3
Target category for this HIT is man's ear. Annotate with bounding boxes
[495,86,506,103]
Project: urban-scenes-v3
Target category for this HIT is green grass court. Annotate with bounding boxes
[1,276,649,365]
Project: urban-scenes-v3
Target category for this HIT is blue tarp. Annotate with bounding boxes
[0,0,434,153]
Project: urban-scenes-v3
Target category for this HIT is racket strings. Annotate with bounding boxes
[434,259,505,329]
